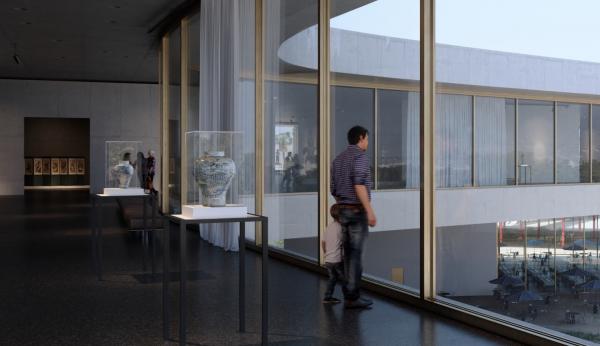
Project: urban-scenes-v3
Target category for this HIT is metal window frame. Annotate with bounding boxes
[318,0,331,264]
[161,36,170,214]
[180,18,190,205]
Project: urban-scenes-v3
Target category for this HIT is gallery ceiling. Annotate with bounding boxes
[0,0,186,83]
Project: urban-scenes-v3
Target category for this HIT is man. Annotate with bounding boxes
[330,125,376,309]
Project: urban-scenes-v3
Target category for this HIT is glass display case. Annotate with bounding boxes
[103,141,145,195]
[183,131,246,218]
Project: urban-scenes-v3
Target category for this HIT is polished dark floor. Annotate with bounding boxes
[0,191,521,345]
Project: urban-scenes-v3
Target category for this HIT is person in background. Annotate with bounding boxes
[146,150,157,194]
[322,206,345,304]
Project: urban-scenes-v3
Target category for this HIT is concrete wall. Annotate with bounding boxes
[0,79,160,195]
[281,27,600,95]
[264,184,600,240]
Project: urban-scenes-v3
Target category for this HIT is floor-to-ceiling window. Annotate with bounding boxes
[330,0,420,292]
[264,0,319,260]
[435,0,600,342]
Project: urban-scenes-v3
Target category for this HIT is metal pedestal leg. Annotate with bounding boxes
[179,221,187,346]
[262,219,268,345]
[163,218,170,340]
[239,222,245,332]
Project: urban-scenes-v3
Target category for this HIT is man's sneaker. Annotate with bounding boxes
[344,298,373,309]
[323,297,341,304]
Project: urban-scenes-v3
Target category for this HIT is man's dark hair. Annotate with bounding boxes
[347,125,369,145]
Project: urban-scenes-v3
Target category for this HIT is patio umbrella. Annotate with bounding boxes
[563,242,586,251]
[489,275,524,287]
[577,279,600,291]
[507,290,543,303]
[560,266,595,278]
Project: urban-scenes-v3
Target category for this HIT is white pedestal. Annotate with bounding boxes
[182,204,248,219]
[102,188,146,196]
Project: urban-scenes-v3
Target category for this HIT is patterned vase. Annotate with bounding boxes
[112,161,134,188]
[194,151,236,207]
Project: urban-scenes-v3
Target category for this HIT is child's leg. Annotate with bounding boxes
[324,264,337,299]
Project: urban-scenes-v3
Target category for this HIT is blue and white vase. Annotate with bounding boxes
[112,161,134,188]
[194,151,236,207]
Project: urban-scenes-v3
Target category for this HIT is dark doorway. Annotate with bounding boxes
[24,118,90,189]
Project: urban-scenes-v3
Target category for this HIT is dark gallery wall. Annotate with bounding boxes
[25,117,90,185]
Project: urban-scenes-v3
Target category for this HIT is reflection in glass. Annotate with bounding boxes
[475,97,515,186]
[264,0,319,260]
[169,27,181,213]
[517,100,554,184]
[557,103,589,183]
[265,82,318,194]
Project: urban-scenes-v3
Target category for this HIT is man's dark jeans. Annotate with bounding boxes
[338,206,368,301]
[324,262,345,299]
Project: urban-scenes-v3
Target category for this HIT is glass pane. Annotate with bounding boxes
[592,105,600,182]
[436,94,472,188]
[557,103,589,183]
[168,27,181,214]
[377,90,420,190]
[264,0,319,260]
[331,86,374,168]
[265,82,318,194]
[475,97,515,186]
[436,0,599,342]
[330,0,420,293]
[518,100,554,185]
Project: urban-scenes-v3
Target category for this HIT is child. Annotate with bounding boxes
[321,207,345,304]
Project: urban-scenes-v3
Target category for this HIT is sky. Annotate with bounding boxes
[330,0,600,63]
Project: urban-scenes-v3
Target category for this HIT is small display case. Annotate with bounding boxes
[103,141,145,196]
[183,131,246,218]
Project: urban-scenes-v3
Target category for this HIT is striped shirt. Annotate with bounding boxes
[330,145,372,204]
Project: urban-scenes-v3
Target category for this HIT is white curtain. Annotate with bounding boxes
[435,94,473,188]
[198,0,255,251]
[475,97,511,186]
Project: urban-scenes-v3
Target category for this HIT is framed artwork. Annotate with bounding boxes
[274,123,298,171]
[59,159,68,175]
[42,159,51,175]
[33,158,43,175]
[24,159,33,175]
[68,158,77,175]
[76,158,85,175]
[51,158,60,175]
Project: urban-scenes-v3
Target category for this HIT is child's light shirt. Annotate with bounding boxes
[324,221,342,263]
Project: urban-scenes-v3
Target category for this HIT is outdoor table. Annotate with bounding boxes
[91,192,157,281]
[163,213,269,346]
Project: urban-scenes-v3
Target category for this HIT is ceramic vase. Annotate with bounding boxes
[194,151,236,207]
[112,161,134,188]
